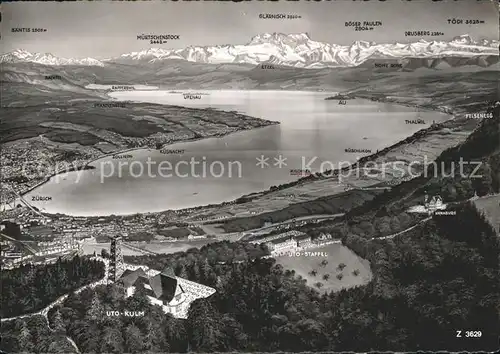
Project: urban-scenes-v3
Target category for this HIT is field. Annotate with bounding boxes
[275,243,372,293]
[82,239,216,256]
[81,243,143,256]
[141,240,215,254]
[473,194,500,234]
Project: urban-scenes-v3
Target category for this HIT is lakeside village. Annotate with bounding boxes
[0,204,334,319]
[0,195,339,270]
[0,124,235,208]
[0,190,458,270]
[102,230,332,319]
[0,207,208,269]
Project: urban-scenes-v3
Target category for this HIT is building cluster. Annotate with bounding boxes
[1,238,82,265]
[407,194,447,215]
[0,216,83,268]
[1,139,98,203]
[108,236,215,319]
[0,205,210,270]
[187,234,206,240]
[250,230,314,254]
[190,212,233,222]
[118,266,216,319]
[424,194,445,213]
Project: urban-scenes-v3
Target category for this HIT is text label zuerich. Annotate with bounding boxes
[32,196,52,202]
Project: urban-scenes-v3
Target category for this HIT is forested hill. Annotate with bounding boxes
[2,202,496,353]
[319,103,500,351]
[348,101,499,219]
[0,108,497,353]
[331,202,499,352]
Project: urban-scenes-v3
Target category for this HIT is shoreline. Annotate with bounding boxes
[20,165,96,196]
[82,122,279,168]
[9,94,463,218]
[9,120,278,214]
[210,96,459,205]
[1,96,279,212]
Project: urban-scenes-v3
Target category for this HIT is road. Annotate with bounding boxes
[2,185,47,217]
[66,336,80,353]
[370,217,432,241]
[266,216,432,256]
[0,232,38,255]
[1,216,431,324]
[234,213,345,241]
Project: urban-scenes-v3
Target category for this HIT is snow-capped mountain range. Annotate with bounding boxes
[0,49,106,67]
[1,33,498,68]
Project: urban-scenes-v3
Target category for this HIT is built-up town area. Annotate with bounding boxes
[1,162,338,270]
[1,195,338,269]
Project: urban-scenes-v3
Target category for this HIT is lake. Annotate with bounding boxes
[25,90,450,216]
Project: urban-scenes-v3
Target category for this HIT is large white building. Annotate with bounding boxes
[426,195,445,212]
[251,230,312,253]
[118,266,215,319]
[408,194,447,214]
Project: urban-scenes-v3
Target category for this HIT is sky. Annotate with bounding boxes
[1,0,498,58]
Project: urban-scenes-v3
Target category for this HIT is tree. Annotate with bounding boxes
[164,315,186,352]
[52,309,66,334]
[99,326,124,353]
[337,263,346,271]
[221,314,248,350]
[390,216,401,233]
[86,292,103,322]
[352,269,360,276]
[323,274,330,281]
[376,216,392,235]
[472,163,492,196]
[309,269,318,277]
[178,265,188,279]
[101,248,110,258]
[314,282,323,289]
[187,299,226,352]
[336,274,343,280]
[295,319,328,350]
[125,323,144,353]
[127,284,151,311]
[18,320,34,353]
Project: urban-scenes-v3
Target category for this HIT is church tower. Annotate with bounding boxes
[109,235,125,283]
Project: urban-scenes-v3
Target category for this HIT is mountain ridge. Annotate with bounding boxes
[1,33,498,69]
